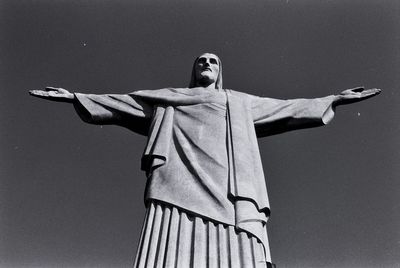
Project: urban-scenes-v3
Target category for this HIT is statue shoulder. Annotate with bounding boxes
[130,87,175,94]
[130,87,185,97]
[225,89,258,100]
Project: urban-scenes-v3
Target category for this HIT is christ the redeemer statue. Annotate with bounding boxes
[30,53,380,268]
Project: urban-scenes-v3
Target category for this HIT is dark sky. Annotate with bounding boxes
[1,0,399,267]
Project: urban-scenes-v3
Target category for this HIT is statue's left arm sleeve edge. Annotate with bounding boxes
[73,93,96,123]
[321,95,337,125]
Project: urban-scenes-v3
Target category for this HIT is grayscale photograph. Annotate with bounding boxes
[1,1,399,267]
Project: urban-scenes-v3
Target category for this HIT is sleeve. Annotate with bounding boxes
[73,93,154,136]
[251,95,337,137]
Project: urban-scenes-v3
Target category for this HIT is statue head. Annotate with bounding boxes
[189,53,223,89]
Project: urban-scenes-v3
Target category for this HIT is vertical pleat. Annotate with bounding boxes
[134,201,269,268]
[249,235,258,268]
[176,212,193,267]
[135,202,156,268]
[239,231,255,268]
[193,217,207,268]
[218,224,229,267]
[145,204,164,267]
[164,206,180,267]
[155,206,172,268]
[207,221,218,268]
[228,225,241,268]
[252,236,265,268]
[133,203,151,268]
[263,224,272,263]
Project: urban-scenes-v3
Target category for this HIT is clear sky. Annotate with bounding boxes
[1,0,399,267]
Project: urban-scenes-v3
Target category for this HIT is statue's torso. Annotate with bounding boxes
[147,91,236,224]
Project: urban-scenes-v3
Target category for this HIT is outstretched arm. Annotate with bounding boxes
[252,86,381,137]
[29,87,153,136]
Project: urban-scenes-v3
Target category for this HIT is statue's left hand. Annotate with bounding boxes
[334,87,381,106]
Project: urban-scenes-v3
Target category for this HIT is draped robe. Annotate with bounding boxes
[73,87,336,265]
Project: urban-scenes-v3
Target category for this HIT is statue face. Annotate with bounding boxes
[194,53,220,85]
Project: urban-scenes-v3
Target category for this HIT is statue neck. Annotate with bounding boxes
[195,80,217,91]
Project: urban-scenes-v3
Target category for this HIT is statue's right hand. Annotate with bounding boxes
[29,87,75,103]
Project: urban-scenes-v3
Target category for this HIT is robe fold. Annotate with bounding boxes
[73,88,336,264]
